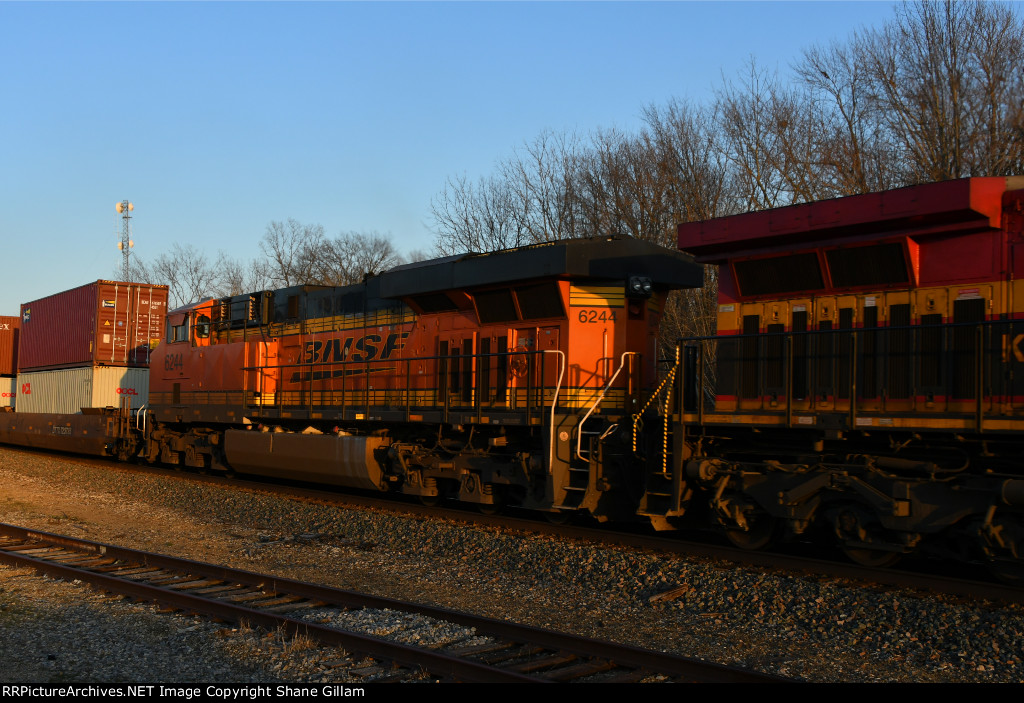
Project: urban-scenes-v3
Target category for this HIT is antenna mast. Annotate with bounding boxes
[115,200,134,280]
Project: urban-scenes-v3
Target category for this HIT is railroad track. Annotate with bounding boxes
[120,459,1024,604]
[13,446,1024,604]
[6,447,1021,605]
[0,523,783,683]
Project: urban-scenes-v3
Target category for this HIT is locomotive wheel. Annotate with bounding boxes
[545,511,571,525]
[980,516,1024,584]
[989,561,1024,586]
[419,495,440,507]
[842,547,901,568]
[476,485,504,515]
[724,513,779,550]
[833,504,902,567]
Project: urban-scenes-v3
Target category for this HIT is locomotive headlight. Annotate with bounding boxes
[627,275,653,298]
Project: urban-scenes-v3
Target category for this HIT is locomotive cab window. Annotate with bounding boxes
[229,298,248,323]
[168,319,189,343]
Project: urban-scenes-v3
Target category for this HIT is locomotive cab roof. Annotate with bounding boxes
[374,236,704,299]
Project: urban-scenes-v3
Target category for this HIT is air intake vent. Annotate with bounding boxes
[826,243,909,288]
[734,253,824,296]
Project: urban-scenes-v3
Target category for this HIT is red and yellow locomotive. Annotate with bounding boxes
[669,177,1024,571]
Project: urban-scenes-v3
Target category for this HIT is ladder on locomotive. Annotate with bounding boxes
[634,343,695,521]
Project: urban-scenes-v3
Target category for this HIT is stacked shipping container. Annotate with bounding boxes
[0,378,13,409]
[15,367,150,414]
[0,316,18,408]
[18,280,167,370]
[14,281,168,413]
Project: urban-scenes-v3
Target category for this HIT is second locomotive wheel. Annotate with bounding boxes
[724,512,780,551]
[842,547,902,568]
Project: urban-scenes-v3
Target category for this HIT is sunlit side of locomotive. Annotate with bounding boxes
[147,238,703,520]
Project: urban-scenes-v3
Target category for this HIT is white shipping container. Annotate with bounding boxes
[15,367,149,414]
[0,377,15,408]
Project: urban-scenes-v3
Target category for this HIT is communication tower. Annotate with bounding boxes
[115,200,134,281]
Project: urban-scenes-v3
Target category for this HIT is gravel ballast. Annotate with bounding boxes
[0,446,1021,683]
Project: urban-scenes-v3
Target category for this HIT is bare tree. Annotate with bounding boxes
[795,38,901,196]
[124,257,155,286]
[967,1,1024,175]
[128,243,217,309]
[641,99,731,224]
[574,128,677,243]
[430,173,532,255]
[404,248,432,264]
[259,219,326,287]
[431,131,590,254]
[422,0,1024,359]
[714,60,795,211]
[501,130,587,243]
[313,231,404,286]
[212,252,273,298]
[260,220,407,287]
[860,0,1024,181]
[574,128,636,240]
[639,101,728,348]
[133,218,406,307]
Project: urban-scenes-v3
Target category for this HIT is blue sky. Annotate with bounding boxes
[0,0,903,314]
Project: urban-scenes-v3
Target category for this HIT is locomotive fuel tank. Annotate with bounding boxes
[223,429,389,490]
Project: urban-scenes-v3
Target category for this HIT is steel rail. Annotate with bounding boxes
[0,523,784,683]
[4,447,1020,603]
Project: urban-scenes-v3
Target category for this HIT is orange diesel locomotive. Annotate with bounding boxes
[143,237,702,519]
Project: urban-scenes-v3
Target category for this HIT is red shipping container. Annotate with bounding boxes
[18,281,169,372]
[0,315,18,376]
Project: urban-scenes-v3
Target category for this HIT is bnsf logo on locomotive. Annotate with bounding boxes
[293,332,410,383]
[303,332,409,364]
